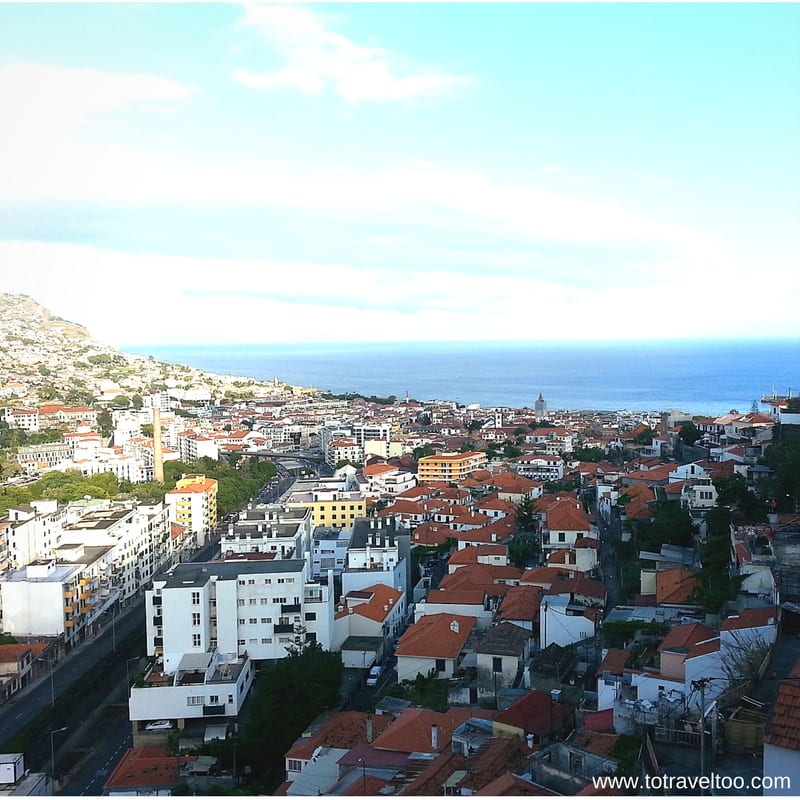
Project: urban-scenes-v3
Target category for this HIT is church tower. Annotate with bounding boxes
[535,392,547,422]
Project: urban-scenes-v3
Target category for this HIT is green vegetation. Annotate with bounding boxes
[601,621,669,648]
[0,456,277,518]
[632,426,656,445]
[692,536,743,614]
[762,423,800,512]
[240,639,342,790]
[386,671,449,711]
[713,473,766,523]
[678,422,702,446]
[572,446,606,462]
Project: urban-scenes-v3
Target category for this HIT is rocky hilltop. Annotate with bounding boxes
[0,293,292,406]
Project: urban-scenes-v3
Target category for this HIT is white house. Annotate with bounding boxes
[395,613,476,682]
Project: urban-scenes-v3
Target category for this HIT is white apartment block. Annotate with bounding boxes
[342,517,410,597]
[311,527,351,580]
[515,456,565,482]
[1,500,67,571]
[144,558,334,673]
[325,438,364,469]
[352,422,393,447]
[221,503,313,560]
[128,649,255,745]
[60,500,173,602]
[0,545,115,651]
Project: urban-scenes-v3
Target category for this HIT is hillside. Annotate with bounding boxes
[0,292,291,406]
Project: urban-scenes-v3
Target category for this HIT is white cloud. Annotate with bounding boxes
[3,240,797,347]
[233,4,470,103]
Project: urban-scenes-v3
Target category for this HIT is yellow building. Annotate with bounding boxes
[417,451,488,483]
[164,474,218,547]
[286,488,366,529]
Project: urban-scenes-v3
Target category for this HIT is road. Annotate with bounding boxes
[0,597,144,748]
[59,705,133,796]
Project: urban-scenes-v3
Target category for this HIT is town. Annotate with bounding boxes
[0,295,799,796]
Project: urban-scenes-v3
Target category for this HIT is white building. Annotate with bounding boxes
[341,517,411,597]
[220,503,313,561]
[128,649,255,746]
[0,548,115,651]
[144,558,334,673]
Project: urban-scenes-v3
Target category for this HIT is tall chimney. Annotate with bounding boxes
[366,714,374,743]
[152,401,165,484]
[431,724,438,751]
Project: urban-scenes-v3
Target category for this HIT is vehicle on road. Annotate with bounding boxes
[366,665,382,687]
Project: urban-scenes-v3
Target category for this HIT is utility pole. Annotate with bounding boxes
[691,678,709,793]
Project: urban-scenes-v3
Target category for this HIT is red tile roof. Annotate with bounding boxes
[395,613,476,659]
[764,658,800,751]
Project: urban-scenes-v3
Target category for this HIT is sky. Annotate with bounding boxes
[1,2,799,347]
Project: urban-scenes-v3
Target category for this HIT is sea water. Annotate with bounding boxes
[122,339,799,417]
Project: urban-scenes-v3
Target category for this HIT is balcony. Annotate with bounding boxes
[153,615,163,626]
[154,636,163,647]
[152,596,162,606]
[274,624,295,634]
[281,603,301,614]
[203,704,226,716]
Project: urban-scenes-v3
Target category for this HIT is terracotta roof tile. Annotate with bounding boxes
[764,658,800,751]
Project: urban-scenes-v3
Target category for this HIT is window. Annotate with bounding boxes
[264,578,272,585]
[238,639,246,646]
[192,634,201,647]
[278,636,292,643]
[238,618,245,625]
[237,599,245,607]
[249,618,257,624]
[238,579,245,586]
[248,579,255,585]
[435,659,446,672]
[209,694,219,704]
[261,637,272,644]
[260,597,269,604]
[191,613,201,626]
[187,695,203,706]
[191,591,200,605]
[249,598,257,605]
[287,759,303,773]
[493,657,503,673]
[305,612,316,621]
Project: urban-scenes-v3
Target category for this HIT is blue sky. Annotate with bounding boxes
[1,3,798,346]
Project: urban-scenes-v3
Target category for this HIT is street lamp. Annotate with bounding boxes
[357,757,366,793]
[50,726,68,786]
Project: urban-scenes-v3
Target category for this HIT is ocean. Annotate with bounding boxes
[121,339,800,418]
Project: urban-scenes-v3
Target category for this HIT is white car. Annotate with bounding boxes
[366,665,382,687]
[145,719,173,731]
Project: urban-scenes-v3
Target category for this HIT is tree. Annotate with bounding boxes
[109,394,131,408]
[131,394,144,409]
[515,497,539,533]
[508,533,538,567]
[632,427,656,445]
[679,422,702,446]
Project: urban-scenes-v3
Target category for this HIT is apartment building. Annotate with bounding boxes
[342,517,411,596]
[0,545,116,651]
[1,500,67,571]
[164,474,218,547]
[416,451,488,483]
[285,486,366,529]
[221,503,313,560]
[143,558,334,672]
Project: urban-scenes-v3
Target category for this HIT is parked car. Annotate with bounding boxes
[366,665,382,687]
[145,719,173,731]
